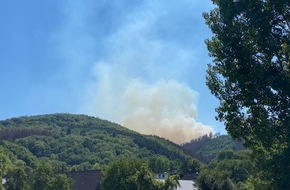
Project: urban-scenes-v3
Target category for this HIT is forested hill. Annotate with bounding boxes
[0,113,191,171]
[182,134,245,162]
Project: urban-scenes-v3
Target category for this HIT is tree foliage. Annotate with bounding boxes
[0,148,13,178]
[196,150,253,190]
[149,156,170,173]
[101,159,162,190]
[204,0,290,188]
[163,175,180,190]
[101,159,183,190]
[0,114,190,170]
[182,134,244,163]
[0,114,197,189]
[1,157,72,190]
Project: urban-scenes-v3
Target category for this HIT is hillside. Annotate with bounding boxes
[182,134,245,162]
[197,135,244,157]
[0,113,191,172]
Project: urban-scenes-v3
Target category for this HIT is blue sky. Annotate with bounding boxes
[0,0,225,142]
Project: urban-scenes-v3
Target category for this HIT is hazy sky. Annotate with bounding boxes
[0,0,226,141]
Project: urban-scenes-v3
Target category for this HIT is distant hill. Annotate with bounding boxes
[182,134,245,162]
[0,113,191,172]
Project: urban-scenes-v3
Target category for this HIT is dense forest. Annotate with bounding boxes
[0,114,193,169]
[0,113,251,189]
[0,113,203,189]
[182,133,245,162]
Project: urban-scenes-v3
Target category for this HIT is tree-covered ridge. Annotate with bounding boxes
[197,135,244,157]
[0,128,52,141]
[0,113,191,171]
[0,113,203,189]
[182,134,244,162]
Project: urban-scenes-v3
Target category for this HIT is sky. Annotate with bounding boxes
[0,0,226,143]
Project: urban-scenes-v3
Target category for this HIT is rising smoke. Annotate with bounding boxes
[120,80,213,144]
[83,59,213,144]
[84,66,213,144]
[57,0,214,144]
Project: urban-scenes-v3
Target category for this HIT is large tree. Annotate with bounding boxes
[204,0,290,189]
[101,159,162,190]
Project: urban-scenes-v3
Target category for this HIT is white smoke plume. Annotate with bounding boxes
[120,80,213,144]
[79,0,214,144]
[83,67,213,144]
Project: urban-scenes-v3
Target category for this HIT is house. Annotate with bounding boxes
[177,180,198,190]
[156,173,198,190]
[181,173,197,180]
[66,170,102,190]
[179,173,198,190]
